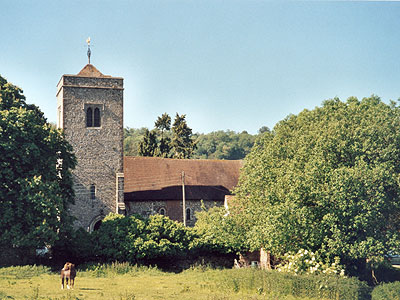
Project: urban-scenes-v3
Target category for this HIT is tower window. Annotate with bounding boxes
[90,184,96,200]
[86,105,102,128]
[186,208,191,221]
[94,107,101,127]
[159,208,166,216]
[86,107,93,127]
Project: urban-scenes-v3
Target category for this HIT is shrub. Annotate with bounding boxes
[276,249,345,276]
[91,213,195,263]
[52,227,95,264]
[371,281,400,300]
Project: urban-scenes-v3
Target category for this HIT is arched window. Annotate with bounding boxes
[186,208,191,221]
[94,107,101,127]
[159,208,166,216]
[86,107,93,127]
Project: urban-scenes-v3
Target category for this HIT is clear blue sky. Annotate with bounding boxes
[1,0,400,134]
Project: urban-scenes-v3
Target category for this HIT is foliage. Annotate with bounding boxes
[0,75,76,252]
[138,128,158,156]
[276,249,345,276]
[52,227,94,264]
[91,213,195,262]
[212,268,371,300]
[371,281,400,300]
[193,206,248,254]
[141,214,193,258]
[233,96,400,271]
[134,113,196,158]
[92,213,146,262]
[171,113,196,158]
[193,130,257,160]
[154,112,172,157]
[125,121,265,160]
[124,127,148,156]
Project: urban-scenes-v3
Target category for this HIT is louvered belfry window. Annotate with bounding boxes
[86,106,102,128]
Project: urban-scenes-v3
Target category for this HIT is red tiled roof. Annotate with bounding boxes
[124,157,242,199]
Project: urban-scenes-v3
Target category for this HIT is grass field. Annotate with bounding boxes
[0,264,322,300]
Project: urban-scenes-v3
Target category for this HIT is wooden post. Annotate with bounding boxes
[182,171,186,226]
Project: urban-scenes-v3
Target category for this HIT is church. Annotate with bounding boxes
[57,63,242,231]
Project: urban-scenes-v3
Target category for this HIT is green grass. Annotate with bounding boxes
[0,264,354,300]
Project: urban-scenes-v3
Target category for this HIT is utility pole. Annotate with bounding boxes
[182,171,186,226]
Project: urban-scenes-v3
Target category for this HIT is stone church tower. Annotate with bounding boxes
[56,64,125,231]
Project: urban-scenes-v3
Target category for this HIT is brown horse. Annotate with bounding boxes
[60,262,76,289]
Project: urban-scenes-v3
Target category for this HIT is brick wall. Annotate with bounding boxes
[126,199,221,226]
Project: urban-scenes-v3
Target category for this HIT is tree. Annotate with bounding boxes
[124,127,148,156]
[154,113,172,157]
[258,126,270,134]
[0,75,76,254]
[233,96,400,272]
[171,113,196,159]
[193,206,248,254]
[193,130,256,160]
[138,128,158,157]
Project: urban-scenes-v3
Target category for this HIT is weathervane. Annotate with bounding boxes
[86,37,91,64]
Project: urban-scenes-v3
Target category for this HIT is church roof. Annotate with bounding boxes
[76,64,110,77]
[124,157,242,201]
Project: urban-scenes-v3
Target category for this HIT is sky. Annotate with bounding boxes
[1,0,400,134]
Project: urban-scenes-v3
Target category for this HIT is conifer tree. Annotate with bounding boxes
[154,113,171,157]
[138,128,158,156]
[171,113,196,159]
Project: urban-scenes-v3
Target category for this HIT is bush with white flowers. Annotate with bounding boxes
[276,249,345,276]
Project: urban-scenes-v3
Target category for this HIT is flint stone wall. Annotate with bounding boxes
[57,74,124,230]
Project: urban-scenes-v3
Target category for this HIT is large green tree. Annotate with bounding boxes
[0,75,76,253]
[234,96,400,269]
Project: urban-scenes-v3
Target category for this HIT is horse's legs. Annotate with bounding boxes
[70,278,74,289]
[61,277,64,289]
[66,277,70,289]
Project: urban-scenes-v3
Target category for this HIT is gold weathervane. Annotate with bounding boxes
[86,37,91,64]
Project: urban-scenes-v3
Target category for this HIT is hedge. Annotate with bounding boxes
[371,281,400,300]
